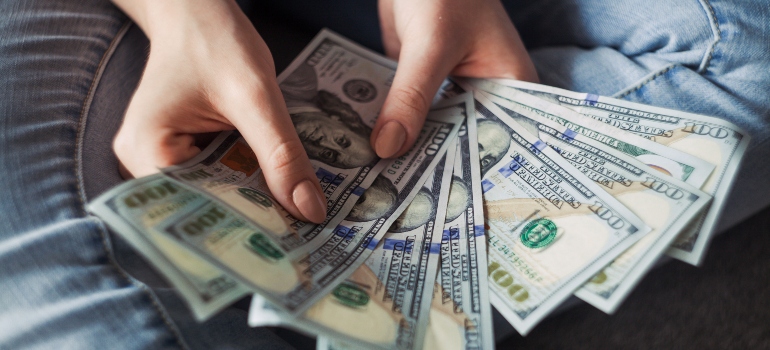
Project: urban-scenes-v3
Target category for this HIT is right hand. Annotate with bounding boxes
[111,0,327,223]
[371,0,538,160]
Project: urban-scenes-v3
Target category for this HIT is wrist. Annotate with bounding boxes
[112,0,240,43]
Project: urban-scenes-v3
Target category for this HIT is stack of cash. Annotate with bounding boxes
[88,30,750,349]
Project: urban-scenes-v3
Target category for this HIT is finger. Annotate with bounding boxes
[222,79,327,224]
[114,80,229,178]
[371,40,461,158]
[453,29,539,82]
[451,0,538,83]
[114,121,204,177]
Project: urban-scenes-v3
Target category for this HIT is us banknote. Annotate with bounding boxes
[163,29,404,254]
[487,79,751,265]
[426,94,494,350]
[142,28,456,314]
[461,79,716,189]
[88,175,250,321]
[483,92,712,313]
[92,82,461,319]
[92,28,401,320]
[471,92,650,335]
[154,110,461,316]
[248,97,472,348]
[252,148,454,350]
[316,93,494,350]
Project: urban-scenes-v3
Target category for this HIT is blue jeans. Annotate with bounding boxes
[1,0,767,348]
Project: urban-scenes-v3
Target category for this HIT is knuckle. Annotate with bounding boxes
[112,131,149,176]
[267,138,307,177]
[112,131,132,160]
[391,86,430,119]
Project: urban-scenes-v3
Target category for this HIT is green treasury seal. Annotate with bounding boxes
[245,233,284,262]
[520,218,557,249]
[332,282,370,308]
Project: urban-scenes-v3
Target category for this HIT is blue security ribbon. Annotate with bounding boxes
[499,159,521,177]
[351,185,366,196]
[562,128,578,141]
[334,225,350,237]
[481,179,495,193]
[585,93,599,106]
[365,238,379,250]
[315,167,337,180]
[382,238,414,253]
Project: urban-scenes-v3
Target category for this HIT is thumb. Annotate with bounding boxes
[224,82,327,224]
[113,82,220,179]
[371,42,460,159]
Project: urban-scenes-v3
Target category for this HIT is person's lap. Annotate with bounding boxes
[506,0,770,229]
[0,1,186,348]
[0,1,292,349]
[1,0,767,348]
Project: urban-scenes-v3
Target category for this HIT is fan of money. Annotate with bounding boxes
[89,29,749,350]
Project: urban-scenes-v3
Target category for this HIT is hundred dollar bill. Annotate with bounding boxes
[134,26,401,317]
[471,92,650,335]
[483,92,712,313]
[253,148,454,350]
[113,28,461,315]
[163,28,404,254]
[487,79,751,265]
[427,94,494,350]
[248,99,467,347]
[88,175,249,321]
[461,78,715,189]
[157,111,461,316]
[316,93,495,350]
[162,130,381,254]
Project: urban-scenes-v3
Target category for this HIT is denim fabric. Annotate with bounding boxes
[505,0,770,230]
[1,0,768,348]
[0,1,291,349]
[0,1,185,348]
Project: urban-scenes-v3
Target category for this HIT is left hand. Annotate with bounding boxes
[372,0,539,158]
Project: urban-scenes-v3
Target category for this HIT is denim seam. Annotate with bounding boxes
[696,0,722,74]
[612,64,677,99]
[614,0,721,98]
[74,21,190,350]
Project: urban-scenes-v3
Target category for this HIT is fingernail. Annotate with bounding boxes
[293,179,327,223]
[375,121,406,158]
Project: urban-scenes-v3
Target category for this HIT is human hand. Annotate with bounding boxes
[373,0,538,158]
[112,0,327,223]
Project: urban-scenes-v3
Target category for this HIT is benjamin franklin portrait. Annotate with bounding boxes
[347,176,398,222]
[445,176,470,223]
[280,63,377,169]
[390,188,435,233]
[477,118,513,177]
